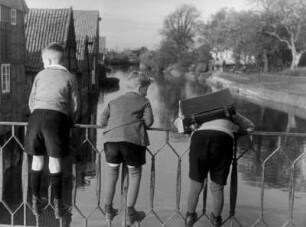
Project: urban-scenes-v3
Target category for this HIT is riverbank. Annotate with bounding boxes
[206,71,306,118]
[163,63,212,83]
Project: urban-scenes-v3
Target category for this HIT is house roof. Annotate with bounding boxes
[73,10,99,39]
[25,8,73,70]
[0,0,28,12]
[73,10,100,54]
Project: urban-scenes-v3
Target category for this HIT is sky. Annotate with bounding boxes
[25,0,251,51]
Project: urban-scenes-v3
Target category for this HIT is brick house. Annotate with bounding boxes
[0,0,28,135]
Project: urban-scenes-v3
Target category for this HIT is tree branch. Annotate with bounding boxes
[265,31,292,49]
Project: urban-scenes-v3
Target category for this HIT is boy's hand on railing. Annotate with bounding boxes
[68,119,75,128]
[235,128,253,139]
[232,112,255,132]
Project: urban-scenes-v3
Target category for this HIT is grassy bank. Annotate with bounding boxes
[206,71,306,119]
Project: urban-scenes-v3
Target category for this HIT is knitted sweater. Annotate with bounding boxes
[28,65,80,122]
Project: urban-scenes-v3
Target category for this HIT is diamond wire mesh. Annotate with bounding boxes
[0,123,305,226]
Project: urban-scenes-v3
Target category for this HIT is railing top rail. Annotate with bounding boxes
[1,121,306,137]
[0,121,28,126]
[0,122,175,132]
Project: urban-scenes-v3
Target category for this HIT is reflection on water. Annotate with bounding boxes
[97,69,306,225]
[101,69,306,190]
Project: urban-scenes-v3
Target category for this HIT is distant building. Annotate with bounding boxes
[99,36,106,53]
[75,36,91,121]
[0,0,28,134]
[99,36,106,63]
[73,10,101,92]
[211,49,255,68]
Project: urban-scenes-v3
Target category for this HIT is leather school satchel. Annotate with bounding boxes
[179,89,236,134]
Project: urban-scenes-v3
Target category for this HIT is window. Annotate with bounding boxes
[11,9,16,25]
[1,64,11,94]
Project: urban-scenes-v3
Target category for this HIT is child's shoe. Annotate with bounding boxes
[185,212,197,227]
[124,207,145,226]
[105,204,118,222]
[210,212,222,227]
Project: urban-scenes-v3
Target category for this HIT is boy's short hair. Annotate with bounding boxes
[42,42,65,63]
[126,71,152,90]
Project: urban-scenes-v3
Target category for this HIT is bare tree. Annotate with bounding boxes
[161,4,201,57]
[254,0,306,69]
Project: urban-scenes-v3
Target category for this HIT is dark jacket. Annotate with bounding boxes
[100,92,154,146]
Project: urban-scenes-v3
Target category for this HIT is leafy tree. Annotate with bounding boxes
[160,4,201,57]
[195,44,213,64]
[198,8,231,58]
[199,7,290,72]
[177,51,197,71]
[139,50,157,72]
[225,10,284,72]
[154,39,178,71]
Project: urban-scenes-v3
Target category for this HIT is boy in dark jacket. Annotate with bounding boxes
[100,71,154,225]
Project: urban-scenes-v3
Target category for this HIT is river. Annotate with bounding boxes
[90,68,306,226]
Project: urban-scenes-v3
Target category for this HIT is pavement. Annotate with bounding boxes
[206,71,306,118]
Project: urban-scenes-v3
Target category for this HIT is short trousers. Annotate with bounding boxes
[24,109,70,158]
[189,130,233,185]
[104,142,146,166]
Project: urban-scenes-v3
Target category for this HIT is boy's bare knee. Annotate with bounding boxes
[127,165,142,177]
[210,181,224,193]
[49,157,61,173]
[127,165,141,170]
[107,163,120,168]
[32,155,44,171]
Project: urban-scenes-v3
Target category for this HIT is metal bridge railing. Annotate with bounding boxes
[0,122,305,227]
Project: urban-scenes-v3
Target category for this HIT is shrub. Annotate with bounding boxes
[278,67,306,77]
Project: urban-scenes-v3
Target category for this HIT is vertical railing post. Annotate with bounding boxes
[229,137,238,218]
[176,157,181,213]
[22,152,29,226]
[22,126,28,227]
[288,163,296,224]
[121,163,128,226]
[150,155,155,212]
[259,151,267,221]
[96,152,101,208]
[0,145,3,202]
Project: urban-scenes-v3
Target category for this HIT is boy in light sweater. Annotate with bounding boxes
[24,42,80,219]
